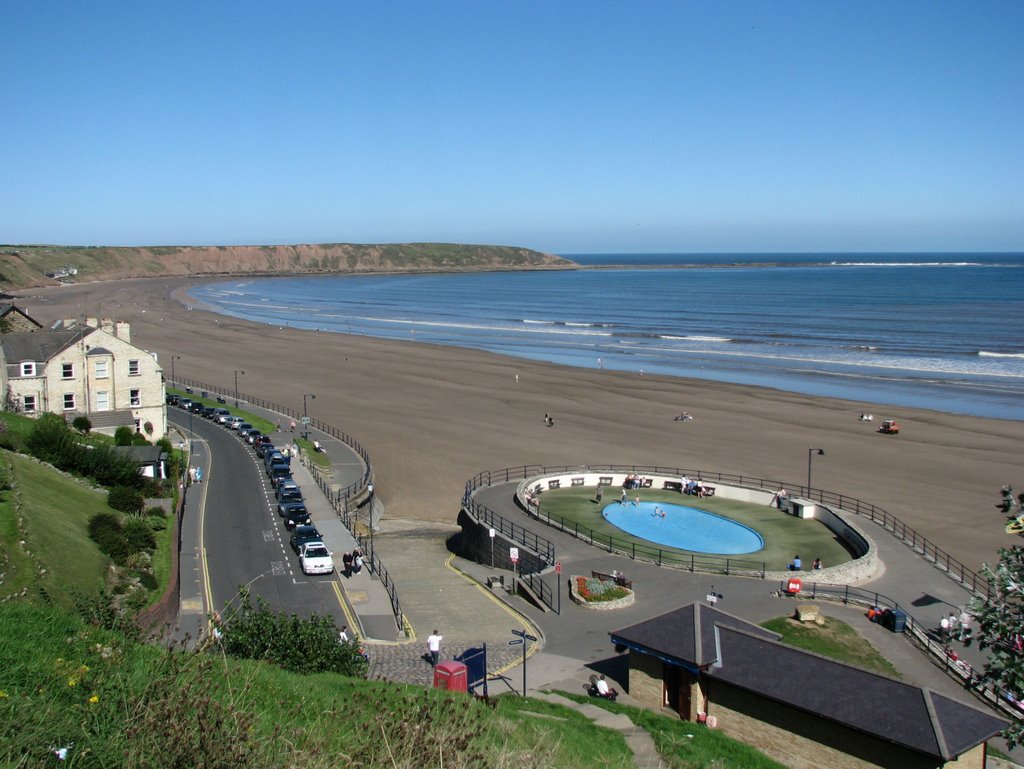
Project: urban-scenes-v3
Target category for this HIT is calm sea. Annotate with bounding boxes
[187,253,1024,420]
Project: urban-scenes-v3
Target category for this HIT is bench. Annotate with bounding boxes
[571,477,585,487]
[547,479,561,490]
[641,478,653,488]
[592,570,633,590]
[663,481,683,492]
[599,476,613,486]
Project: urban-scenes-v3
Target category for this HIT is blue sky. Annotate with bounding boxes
[2,2,1022,253]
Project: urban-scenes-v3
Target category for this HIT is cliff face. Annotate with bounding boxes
[0,242,573,291]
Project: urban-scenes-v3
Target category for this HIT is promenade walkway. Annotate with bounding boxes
[176,395,1023,761]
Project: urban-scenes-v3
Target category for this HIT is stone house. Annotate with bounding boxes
[0,303,44,333]
[1,317,166,440]
[610,603,1005,769]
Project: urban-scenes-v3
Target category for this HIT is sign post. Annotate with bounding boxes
[489,528,496,568]
[555,561,562,614]
[509,547,519,591]
[511,628,538,696]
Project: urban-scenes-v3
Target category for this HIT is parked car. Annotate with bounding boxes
[225,416,245,429]
[178,398,193,411]
[201,406,218,419]
[269,467,292,488]
[212,408,231,423]
[166,394,180,406]
[299,542,334,575]
[275,480,302,503]
[245,430,262,445]
[278,501,311,530]
[255,442,275,459]
[189,401,206,414]
[263,450,288,470]
[289,525,323,554]
[236,423,254,436]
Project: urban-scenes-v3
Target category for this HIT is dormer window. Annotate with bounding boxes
[20,362,36,377]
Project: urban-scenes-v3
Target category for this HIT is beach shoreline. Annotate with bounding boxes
[16,276,1024,575]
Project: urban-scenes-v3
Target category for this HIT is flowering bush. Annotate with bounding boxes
[575,576,629,602]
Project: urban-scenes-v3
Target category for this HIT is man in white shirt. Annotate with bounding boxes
[427,630,443,666]
[595,675,610,697]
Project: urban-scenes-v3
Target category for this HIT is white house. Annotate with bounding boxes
[1,317,166,440]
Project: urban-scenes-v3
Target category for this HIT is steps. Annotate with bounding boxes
[531,691,668,769]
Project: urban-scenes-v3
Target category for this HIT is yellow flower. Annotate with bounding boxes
[0,690,8,699]
[67,678,78,687]
[88,695,99,704]
[78,665,90,674]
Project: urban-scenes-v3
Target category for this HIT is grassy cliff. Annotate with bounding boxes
[0,242,574,291]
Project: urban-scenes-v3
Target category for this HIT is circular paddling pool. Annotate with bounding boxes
[602,501,764,555]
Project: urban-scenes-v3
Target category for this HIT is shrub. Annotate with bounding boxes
[221,591,369,677]
[87,514,130,565]
[72,415,92,433]
[130,432,150,446]
[138,572,158,590]
[114,426,135,446]
[108,486,145,515]
[88,511,122,540]
[123,517,156,553]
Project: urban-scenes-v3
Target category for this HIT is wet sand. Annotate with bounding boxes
[17,276,1024,574]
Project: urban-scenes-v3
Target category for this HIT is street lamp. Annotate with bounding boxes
[302,393,316,439]
[170,354,181,390]
[234,370,245,407]
[807,447,825,494]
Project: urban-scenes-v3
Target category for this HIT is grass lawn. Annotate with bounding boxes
[0,451,109,603]
[761,614,901,678]
[536,487,852,572]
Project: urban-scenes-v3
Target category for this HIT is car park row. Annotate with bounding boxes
[167,393,336,576]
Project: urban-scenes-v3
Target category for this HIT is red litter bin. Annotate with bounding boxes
[785,577,802,595]
[433,661,468,692]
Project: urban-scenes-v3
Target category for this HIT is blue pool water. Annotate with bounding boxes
[602,501,764,555]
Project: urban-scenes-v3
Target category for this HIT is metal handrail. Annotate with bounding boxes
[463,464,992,599]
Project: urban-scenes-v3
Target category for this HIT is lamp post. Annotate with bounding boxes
[234,370,245,407]
[170,354,181,390]
[807,447,825,495]
[302,393,316,440]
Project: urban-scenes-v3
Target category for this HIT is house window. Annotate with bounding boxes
[62,362,74,379]
[94,360,108,378]
[96,391,109,411]
[23,395,36,413]
[20,362,36,377]
[128,359,141,376]
[130,389,141,407]
[63,393,76,410]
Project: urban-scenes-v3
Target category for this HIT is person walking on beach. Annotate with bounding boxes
[427,629,443,666]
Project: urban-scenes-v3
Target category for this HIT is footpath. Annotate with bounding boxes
[178,400,1024,765]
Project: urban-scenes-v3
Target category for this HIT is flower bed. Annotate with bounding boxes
[569,575,635,610]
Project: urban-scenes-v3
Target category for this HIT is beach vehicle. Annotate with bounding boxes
[878,419,900,435]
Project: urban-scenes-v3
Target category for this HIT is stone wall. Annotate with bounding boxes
[456,507,546,575]
[710,680,956,769]
[628,651,664,707]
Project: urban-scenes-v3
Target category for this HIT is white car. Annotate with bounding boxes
[299,542,334,575]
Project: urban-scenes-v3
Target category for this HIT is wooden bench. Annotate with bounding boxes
[547,479,561,490]
[663,481,683,492]
[571,477,585,487]
[592,570,633,590]
[641,478,653,488]
[599,476,613,486]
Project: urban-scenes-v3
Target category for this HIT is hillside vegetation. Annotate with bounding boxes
[0,242,574,291]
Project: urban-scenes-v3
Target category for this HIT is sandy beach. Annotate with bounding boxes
[17,276,1024,575]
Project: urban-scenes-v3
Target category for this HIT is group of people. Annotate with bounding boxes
[939,610,973,643]
[673,411,693,421]
[341,548,365,578]
[679,475,709,497]
[188,465,204,484]
[787,555,823,571]
[623,473,646,489]
[858,413,875,422]
[770,487,788,509]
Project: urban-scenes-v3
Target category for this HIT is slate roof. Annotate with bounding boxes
[114,446,167,464]
[0,330,85,364]
[610,602,1005,761]
[0,303,43,328]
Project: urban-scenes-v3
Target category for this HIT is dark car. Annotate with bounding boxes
[289,524,322,554]
[276,480,302,503]
[166,394,180,406]
[188,401,205,414]
[255,442,275,459]
[245,430,262,445]
[278,501,311,530]
[201,406,217,419]
[269,467,292,488]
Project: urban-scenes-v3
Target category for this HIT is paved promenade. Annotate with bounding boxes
[179,400,1024,760]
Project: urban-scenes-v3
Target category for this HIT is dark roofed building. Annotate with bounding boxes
[611,603,1004,769]
[0,303,44,333]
